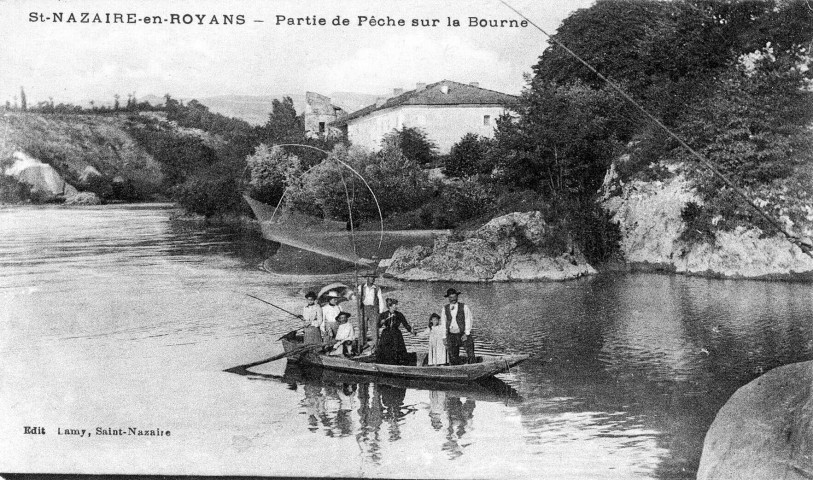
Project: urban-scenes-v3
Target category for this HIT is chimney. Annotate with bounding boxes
[393,88,404,96]
[375,97,387,107]
[415,82,427,91]
[440,85,449,94]
[469,82,480,88]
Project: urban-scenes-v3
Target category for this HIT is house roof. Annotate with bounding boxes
[331,80,519,126]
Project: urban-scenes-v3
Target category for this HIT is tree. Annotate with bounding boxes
[380,126,437,166]
[258,96,303,145]
[19,87,26,111]
[495,81,632,197]
[445,133,494,178]
[113,94,120,111]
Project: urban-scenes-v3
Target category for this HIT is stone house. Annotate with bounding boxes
[303,92,346,138]
[331,80,519,154]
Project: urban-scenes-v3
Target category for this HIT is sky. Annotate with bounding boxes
[0,0,594,106]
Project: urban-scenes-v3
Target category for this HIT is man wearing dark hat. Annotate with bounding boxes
[440,288,475,364]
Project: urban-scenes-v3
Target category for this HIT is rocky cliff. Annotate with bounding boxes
[601,164,813,279]
[697,360,813,480]
[385,211,597,282]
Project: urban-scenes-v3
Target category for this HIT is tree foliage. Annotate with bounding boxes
[381,127,438,166]
[445,133,495,178]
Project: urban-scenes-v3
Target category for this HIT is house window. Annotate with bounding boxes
[483,115,491,126]
[318,122,325,133]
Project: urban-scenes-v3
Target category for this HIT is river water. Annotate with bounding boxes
[1,204,812,479]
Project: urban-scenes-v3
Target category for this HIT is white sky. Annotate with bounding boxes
[0,0,594,105]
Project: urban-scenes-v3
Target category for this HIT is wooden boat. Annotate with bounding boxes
[279,331,530,383]
[232,362,524,404]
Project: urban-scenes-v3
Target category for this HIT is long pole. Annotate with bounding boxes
[245,293,301,319]
[497,0,813,258]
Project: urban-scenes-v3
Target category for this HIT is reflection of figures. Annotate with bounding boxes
[300,291,324,344]
[333,383,356,437]
[440,288,475,365]
[427,313,448,365]
[379,383,407,442]
[377,299,415,365]
[356,383,384,464]
[302,383,325,432]
[428,390,446,431]
[443,396,476,460]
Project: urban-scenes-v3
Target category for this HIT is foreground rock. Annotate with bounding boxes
[697,360,813,480]
[602,170,813,279]
[385,212,596,282]
[65,191,101,205]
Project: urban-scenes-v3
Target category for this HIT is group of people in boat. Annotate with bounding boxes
[299,272,476,366]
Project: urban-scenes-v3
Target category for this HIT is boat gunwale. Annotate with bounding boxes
[280,336,529,381]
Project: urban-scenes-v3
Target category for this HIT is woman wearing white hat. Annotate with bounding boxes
[321,290,344,342]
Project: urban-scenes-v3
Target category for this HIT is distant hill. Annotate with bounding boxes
[94,92,382,126]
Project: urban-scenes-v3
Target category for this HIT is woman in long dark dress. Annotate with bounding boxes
[377,298,414,365]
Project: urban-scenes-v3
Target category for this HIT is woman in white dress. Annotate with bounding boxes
[427,313,448,366]
[330,311,356,356]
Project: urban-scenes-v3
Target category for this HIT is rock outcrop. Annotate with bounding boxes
[385,212,596,282]
[4,151,78,199]
[64,191,101,205]
[697,360,813,480]
[602,169,813,279]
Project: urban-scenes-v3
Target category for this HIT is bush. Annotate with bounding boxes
[380,127,438,166]
[0,175,32,203]
[445,133,494,178]
[286,145,434,225]
[173,159,243,217]
[245,144,302,206]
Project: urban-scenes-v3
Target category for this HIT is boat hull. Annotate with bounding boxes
[280,336,529,382]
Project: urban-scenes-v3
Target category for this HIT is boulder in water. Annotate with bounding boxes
[697,360,813,480]
[386,211,596,282]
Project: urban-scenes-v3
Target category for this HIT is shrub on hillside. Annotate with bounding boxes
[445,133,495,178]
[380,127,438,167]
[0,175,32,203]
[285,145,434,225]
[173,160,243,217]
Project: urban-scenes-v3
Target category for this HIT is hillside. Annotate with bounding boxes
[0,113,164,196]
[107,92,380,126]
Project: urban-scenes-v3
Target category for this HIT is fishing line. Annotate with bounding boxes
[497,0,813,257]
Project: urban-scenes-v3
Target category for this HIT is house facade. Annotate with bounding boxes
[303,92,346,139]
[331,80,518,154]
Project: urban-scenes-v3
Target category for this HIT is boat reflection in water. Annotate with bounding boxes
[230,362,520,463]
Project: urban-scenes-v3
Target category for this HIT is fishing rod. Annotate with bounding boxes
[245,293,301,319]
[497,0,813,258]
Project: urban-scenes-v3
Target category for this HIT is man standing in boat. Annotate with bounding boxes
[357,272,385,349]
[440,288,475,365]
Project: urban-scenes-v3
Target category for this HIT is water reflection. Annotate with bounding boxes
[236,363,517,464]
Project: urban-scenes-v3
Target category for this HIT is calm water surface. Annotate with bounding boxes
[1,204,812,479]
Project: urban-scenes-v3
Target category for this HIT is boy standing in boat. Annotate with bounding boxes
[440,288,475,364]
[357,272,385,349]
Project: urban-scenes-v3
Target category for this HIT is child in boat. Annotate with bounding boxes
[329,311,356,356]
[427,313,448,366]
